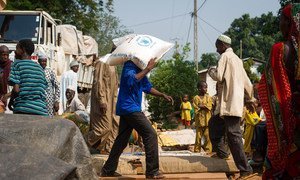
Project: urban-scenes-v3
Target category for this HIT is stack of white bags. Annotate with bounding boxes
[100,34,174,69]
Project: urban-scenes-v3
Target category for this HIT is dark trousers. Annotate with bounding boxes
[223,116,252,173]
[102,112,159,176]
[208,114,229,158]
[251,121,267,162]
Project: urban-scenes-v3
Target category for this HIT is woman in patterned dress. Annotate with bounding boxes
[258,3,300,178]
[38,53,60,117]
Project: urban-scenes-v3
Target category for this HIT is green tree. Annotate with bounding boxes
[6,0,112,34]
[199,53,219,69]
[92,12,131,55]
[243,59,260,83]
[6,0,130,55]
[225,13,280,62]
[224,11,283,77]
[148,43,198,122]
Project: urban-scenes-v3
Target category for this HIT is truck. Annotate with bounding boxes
[0,10,96,105]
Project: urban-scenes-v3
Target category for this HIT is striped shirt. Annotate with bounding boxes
[9,60,48,116]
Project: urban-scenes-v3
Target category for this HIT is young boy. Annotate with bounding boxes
[180,94,192,129]
[8,39,48,116]
[193,81,213,153]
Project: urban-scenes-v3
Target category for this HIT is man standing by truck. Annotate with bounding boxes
[0,45,11,112]
[59,60,79,114]
[8,39,48,116]
[87,53,119,154]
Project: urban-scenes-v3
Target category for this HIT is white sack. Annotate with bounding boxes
[112,34,137,47]
[108,34,174,69]
[99,53,112,64]
[57,25,85,55]
[83,35,98,56]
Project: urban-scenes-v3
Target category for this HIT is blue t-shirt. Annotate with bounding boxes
[116,61,152,115]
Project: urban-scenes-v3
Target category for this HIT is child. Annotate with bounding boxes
[243,99,261,156]
[193,81,213,153]
[180,94,192,129]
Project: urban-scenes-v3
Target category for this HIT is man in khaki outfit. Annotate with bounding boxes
[87,54,119,153]
[208,34,253,178]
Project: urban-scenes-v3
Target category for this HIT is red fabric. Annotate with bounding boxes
[0,60,11,96]
[258,43,296,175]
[282,4,299,43]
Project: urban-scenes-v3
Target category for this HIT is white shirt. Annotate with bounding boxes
[209,48,253,117]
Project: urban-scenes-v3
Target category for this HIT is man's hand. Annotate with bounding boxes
[54,102,59,112]
[99,103,107,114]
[162,94,174,106]
[145,58,157,71]
[208,67,216,76]
[13,84,20,93]
[198,104,205,108]
[135,58,157,80]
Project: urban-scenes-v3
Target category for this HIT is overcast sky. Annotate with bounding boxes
[114,0,281,60]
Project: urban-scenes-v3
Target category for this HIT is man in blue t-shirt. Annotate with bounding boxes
[101,58,173,179]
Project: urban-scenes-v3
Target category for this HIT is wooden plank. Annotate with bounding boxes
[100,172,228,179]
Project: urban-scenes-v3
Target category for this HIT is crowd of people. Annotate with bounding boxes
[0,2,299,179]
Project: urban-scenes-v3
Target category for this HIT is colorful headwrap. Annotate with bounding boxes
[283,3,300,79]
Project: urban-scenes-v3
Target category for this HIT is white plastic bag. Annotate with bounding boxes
[108,34,174,69]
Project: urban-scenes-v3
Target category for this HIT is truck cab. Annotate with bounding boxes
[0,10,58,63]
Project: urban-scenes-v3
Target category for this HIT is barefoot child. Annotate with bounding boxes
[180,94,192,128]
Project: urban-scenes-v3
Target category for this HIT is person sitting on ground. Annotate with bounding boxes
[59,60,79,114]
[65,86,85,113]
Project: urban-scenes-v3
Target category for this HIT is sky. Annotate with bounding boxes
[114,0,281,60]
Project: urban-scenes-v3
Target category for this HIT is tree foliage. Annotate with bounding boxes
[224,11,283,81]
[6,0,111,34]
[225,13,280,62]
[199,53,219,69]
[148,43,198,122]
[93,12,131,55]
[243,59,260,83]
[6,0,129,55]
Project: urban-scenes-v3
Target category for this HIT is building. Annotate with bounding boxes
[198,67,217,96]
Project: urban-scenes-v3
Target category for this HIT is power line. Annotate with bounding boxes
[197,0,207,12]
[199,24,214,49]
[128,13,189,27]
[175,0,192,39]
[199,17,223,33]
[186,15,193,44]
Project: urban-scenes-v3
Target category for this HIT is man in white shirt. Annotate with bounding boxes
[59,60,79,114]
[208,35,253,178]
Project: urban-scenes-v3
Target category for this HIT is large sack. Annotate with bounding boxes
[108,34,174,69]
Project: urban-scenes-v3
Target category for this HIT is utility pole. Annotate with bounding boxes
[240,40,243,59]
[194,0,198,71]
